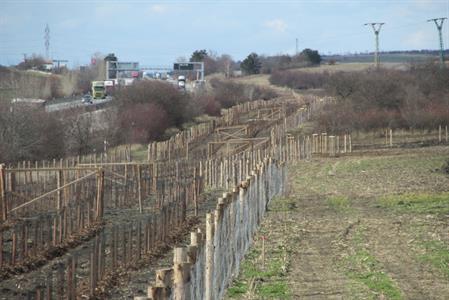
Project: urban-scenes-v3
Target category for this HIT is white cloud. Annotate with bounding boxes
[264,19,287,33]
[404,29,435,48]
[149,4,167,14]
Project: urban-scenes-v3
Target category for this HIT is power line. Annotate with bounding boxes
[364,22,385,69]
[427,17,447,68]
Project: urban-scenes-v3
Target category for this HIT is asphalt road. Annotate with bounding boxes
[45,96,112,112]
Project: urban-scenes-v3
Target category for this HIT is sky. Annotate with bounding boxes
[0,0,448,67]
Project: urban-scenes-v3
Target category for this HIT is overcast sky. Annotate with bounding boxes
[1,0,448,67]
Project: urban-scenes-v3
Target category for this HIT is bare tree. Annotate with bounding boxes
[0,104,65,162]
[64,109,95,156]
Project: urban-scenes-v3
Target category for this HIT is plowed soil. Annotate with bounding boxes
[226,146,449,300]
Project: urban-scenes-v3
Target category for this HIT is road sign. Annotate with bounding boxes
[174,63,194,71]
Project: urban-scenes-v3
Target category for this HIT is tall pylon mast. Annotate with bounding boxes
[427,17,447,68]
[364,22,385,69]
[44,24,50,60]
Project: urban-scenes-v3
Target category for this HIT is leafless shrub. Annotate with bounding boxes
[269,70,330,89]
[209,78,278,108]
[119,103,169,143]
[316,66,449,132]
[0,105,65,162]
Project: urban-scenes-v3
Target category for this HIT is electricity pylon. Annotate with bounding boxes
[44,24,50,59]
[364,22,385,69]
[427,17,447,68]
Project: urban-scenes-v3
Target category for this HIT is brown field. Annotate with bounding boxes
[230,62,407,89]
[226,146,449,299]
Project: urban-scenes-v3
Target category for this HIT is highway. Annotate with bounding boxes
[45,96,112,112]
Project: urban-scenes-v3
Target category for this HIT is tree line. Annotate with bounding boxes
[269,63,449,132]
[185,48,322,76]
[0,79,278,163]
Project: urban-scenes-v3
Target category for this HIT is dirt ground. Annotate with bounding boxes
[226,146,449,300]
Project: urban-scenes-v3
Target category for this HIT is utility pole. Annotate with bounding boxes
[364,22,385,69]
[427,17,447,68]
[295,38,299,55]
[44,24,50,60]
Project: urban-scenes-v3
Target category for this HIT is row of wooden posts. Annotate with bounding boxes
[0,161,204,278]
[1,95,322,280]
[14,151,288,299]
[145,158,286,300]
[147,96,326,162]
[0,95,330,297]
[382,126,449,147]
[139,98,328,299]
[0,158,205,220]
[311,133,353,156]
[147,99,287,162]
[19,200,187,299]
[4,94,445,298]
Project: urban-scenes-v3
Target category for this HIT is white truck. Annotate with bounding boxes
[177,75,186,89]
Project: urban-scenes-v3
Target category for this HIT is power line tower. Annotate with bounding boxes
[364,22,385,69]
[296,37,299,55]
[44,24,50,60]
[427,17,447,68]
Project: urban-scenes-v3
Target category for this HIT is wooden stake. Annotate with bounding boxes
[46,272,53,300]
[57,263,64,300]
[57,170,63,211]
[444,125,448,143]
[137,165,143,213]
[173,247,191,300]
[96,169,104,220]
[205,213,215,300]
[0,164,7,221]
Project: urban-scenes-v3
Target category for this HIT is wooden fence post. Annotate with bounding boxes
[385,129,388,145]
[389,129,393,147]
[56,262,64,300]
[96,169,104,221]
[205,213,215,300]
[148,268,173,300]
[0,164,7,221]
[137,165,143,213]
[349,134,352,153]
[329,136,336,157]
[46,272,53,300]
[193,168,198,216]
[173,247,191,300]
[57,170,63,211]
[444,125,448,143]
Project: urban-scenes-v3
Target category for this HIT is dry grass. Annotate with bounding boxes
[295,62,407,73]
